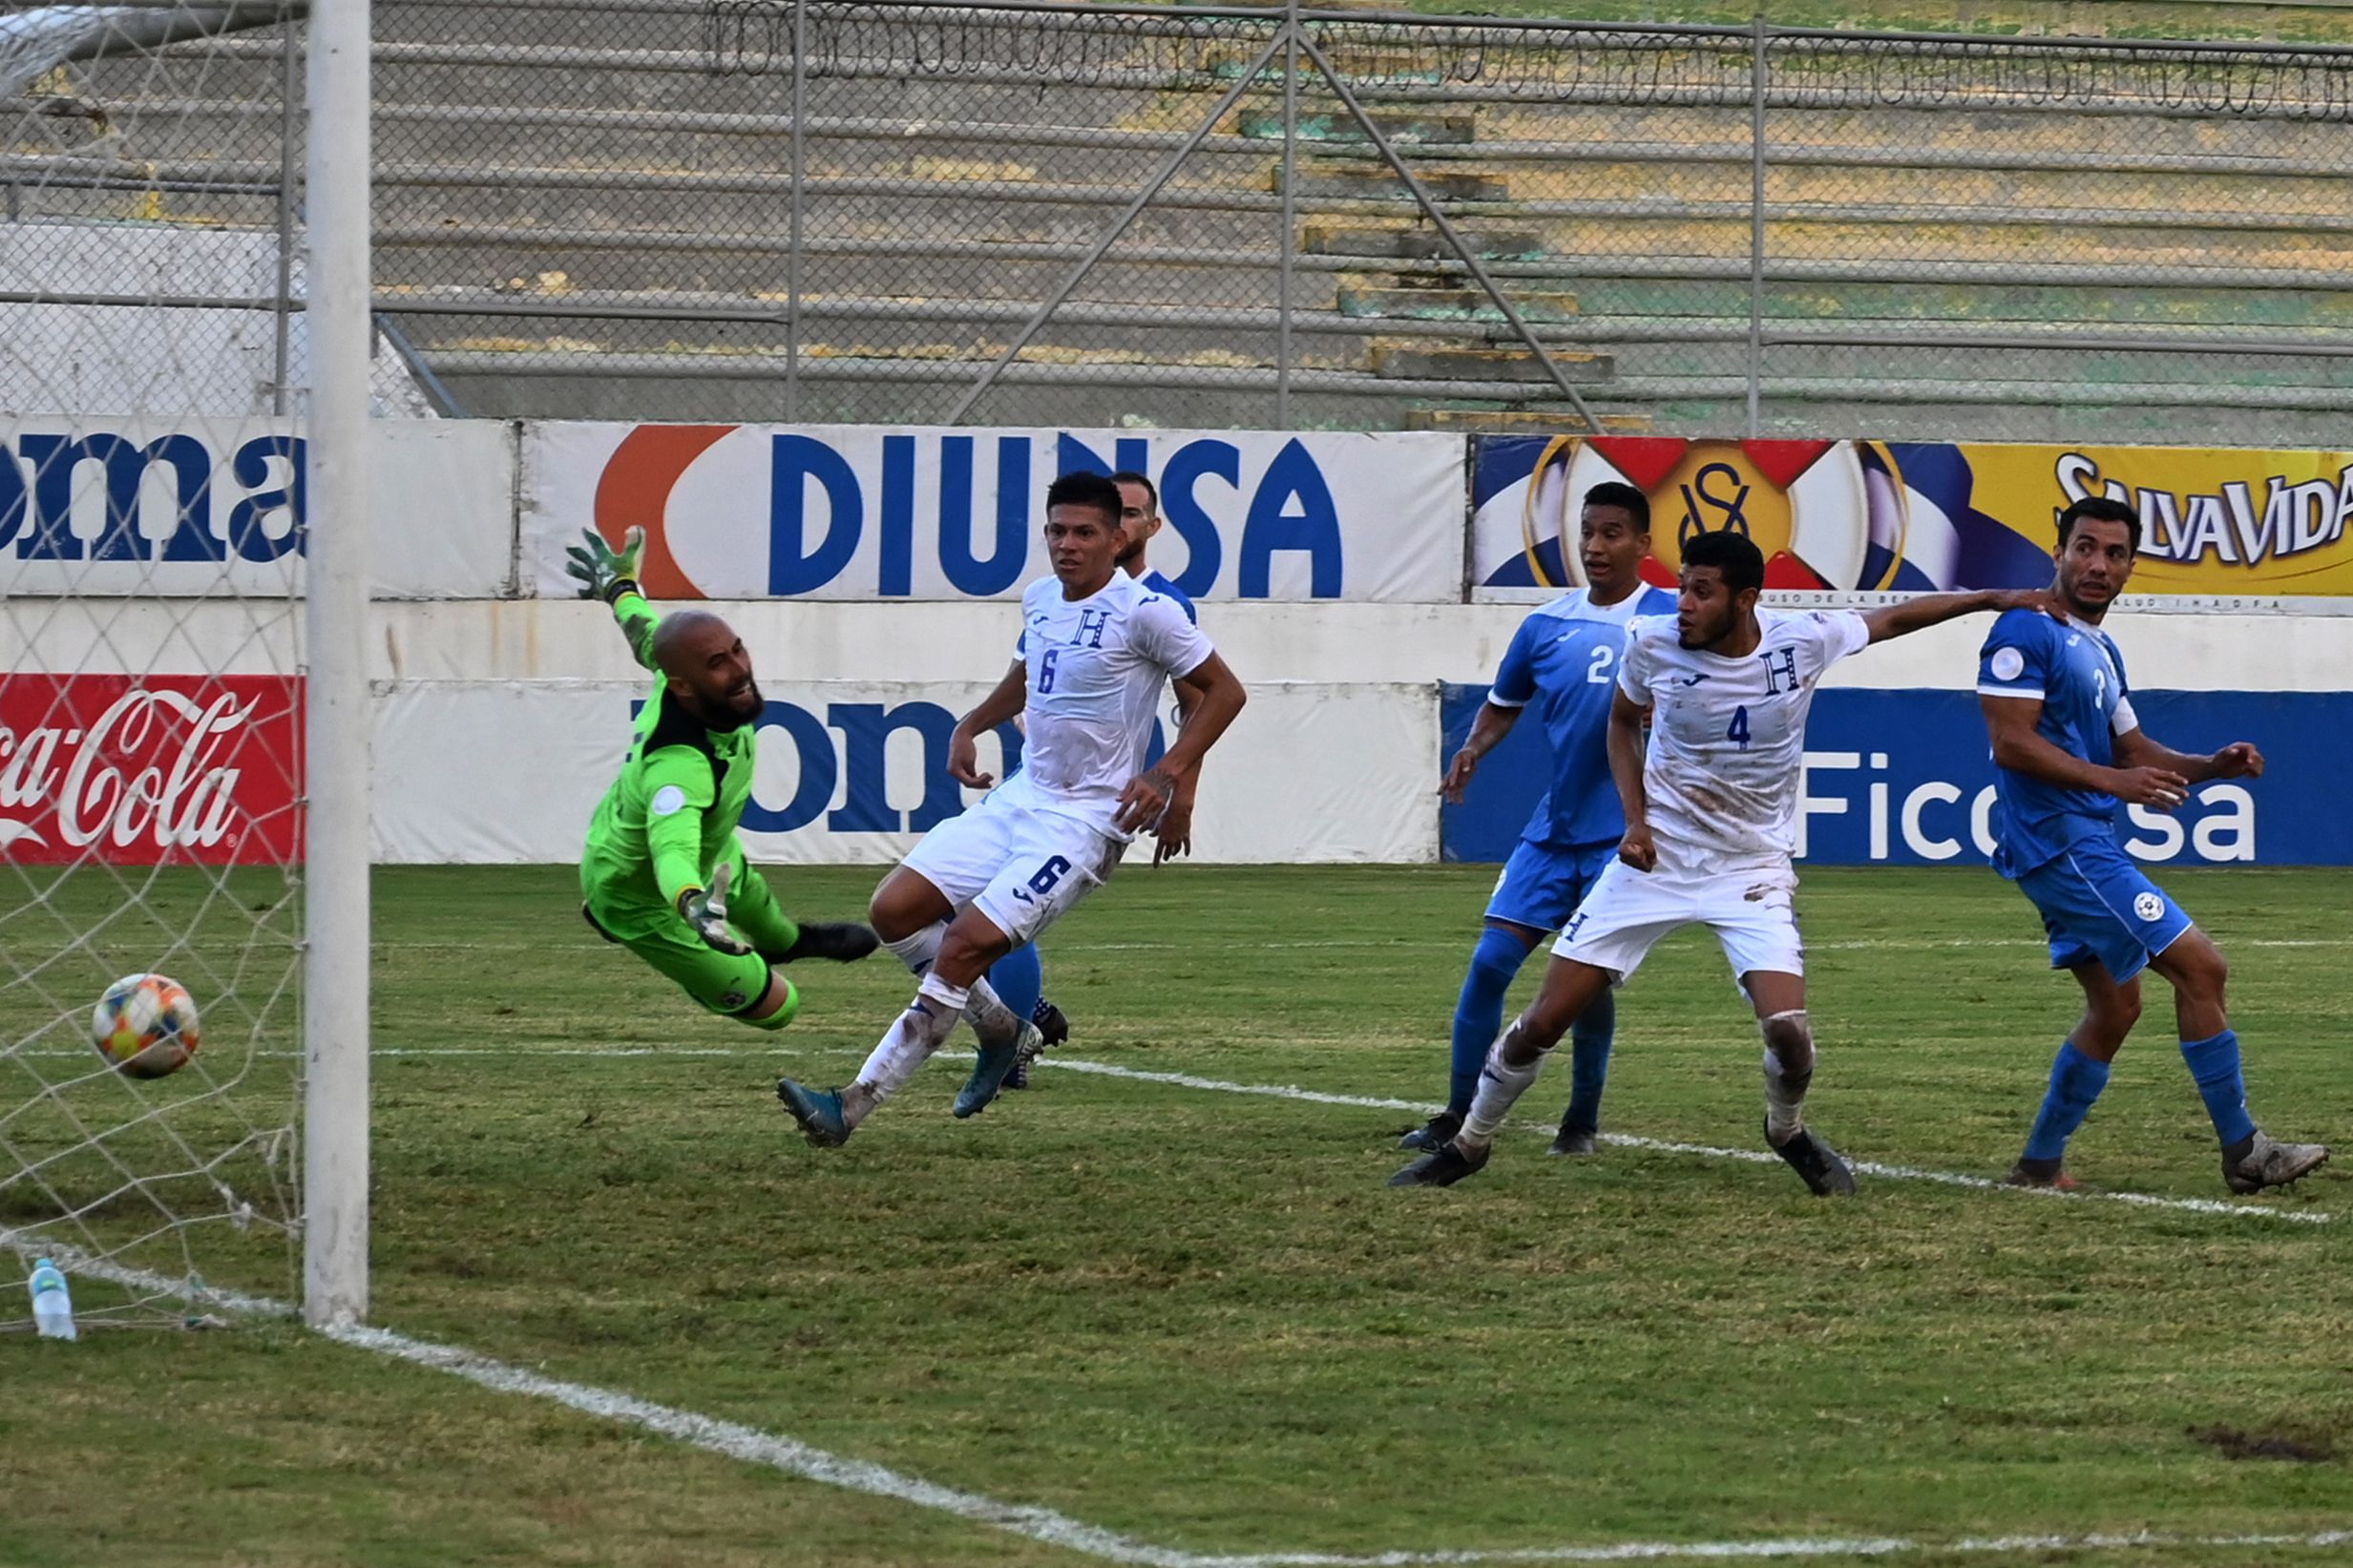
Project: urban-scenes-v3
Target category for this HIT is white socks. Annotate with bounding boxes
[886,923,946,977]
[849,972,970,1125]
[1459,1024,1545,1149]
[1761,1011,1814,1142]
[846,966,1024,1129]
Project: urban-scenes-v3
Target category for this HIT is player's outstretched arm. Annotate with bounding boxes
[1116,654,1246,836]
[1607,688,1655,871]
[2114,727,2265,785]
[1442,700,1523,805]
[563,526,662,669]
[1862,587,2063,644]
[1982,695,2190,808]
[947,659,1031,789]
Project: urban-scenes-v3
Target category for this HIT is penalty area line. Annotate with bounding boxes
[1038,1059,2332,1226]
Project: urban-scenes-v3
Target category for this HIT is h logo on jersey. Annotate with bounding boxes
[1071,609,1111,649]
[1758,645,1799,695]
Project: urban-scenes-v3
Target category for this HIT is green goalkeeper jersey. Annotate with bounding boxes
[578,592,758,937]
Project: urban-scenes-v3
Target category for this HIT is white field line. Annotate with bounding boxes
[11,1040,2325,1224]
[6,1239,2349,1564]
[6,1224,2351,1566]
[1038,1060,2334,1226]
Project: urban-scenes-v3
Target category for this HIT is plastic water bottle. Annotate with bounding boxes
[29,1258,76,1341]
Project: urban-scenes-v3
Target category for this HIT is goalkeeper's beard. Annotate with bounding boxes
[688,680,766,732]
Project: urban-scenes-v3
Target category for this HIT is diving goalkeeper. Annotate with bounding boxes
[571,528,876,1029]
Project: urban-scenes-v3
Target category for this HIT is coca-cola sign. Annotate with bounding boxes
[0,676,302,865]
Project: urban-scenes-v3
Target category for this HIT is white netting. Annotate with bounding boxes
[1,0,320,1328]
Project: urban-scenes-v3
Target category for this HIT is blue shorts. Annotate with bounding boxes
[1485,839,1616,934]
[2014,834,2194,982]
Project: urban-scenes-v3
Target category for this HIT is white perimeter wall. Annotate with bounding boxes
[11,596,2349,864]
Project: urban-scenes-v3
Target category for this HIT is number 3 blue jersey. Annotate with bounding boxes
[1487,585,1676,850]
[1977,607,2139,879]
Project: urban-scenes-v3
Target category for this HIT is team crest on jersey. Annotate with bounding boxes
[2133,891,2165,923]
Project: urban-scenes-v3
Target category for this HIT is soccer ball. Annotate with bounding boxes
[92,973,201,1079]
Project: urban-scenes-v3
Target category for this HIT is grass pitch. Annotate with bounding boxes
[5,863,2350,1567]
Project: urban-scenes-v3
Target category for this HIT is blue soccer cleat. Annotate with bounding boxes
[776,1077,852,1147]
[955,1020,1039,1119]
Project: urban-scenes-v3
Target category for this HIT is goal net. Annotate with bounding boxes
[0,0,359,1328]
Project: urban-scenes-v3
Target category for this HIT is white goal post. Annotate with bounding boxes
[302,0,372,1329]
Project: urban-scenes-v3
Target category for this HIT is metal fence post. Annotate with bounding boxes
[1294,29,1603,434]
[271,10,297,415]
[945,27,1291,428]
[786,0,806,422]
[1278,1,1297,430]
[1747,14,1768,438]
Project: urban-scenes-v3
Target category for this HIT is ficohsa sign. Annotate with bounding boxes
[525,423,1466,602]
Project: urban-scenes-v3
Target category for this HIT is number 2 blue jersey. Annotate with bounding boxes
[1488,585,1676,850]
[1977,607,2138,879]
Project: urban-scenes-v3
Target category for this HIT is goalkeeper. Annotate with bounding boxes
[572,528,877,1029]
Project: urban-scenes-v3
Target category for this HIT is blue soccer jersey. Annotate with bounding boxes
[1488,584,1676,849]
[1141,569,1197,625]
[1977,607,2138,878]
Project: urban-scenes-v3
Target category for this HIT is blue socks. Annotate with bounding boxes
[1445,928,1617,1125]
[2180,1029,2257,1148]
[986,942,1043,1030]
[1562,986,1616,1133]
[1447,928,1526,1116]
[2022,1040,2111,1162]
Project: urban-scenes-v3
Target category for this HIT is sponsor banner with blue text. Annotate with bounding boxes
[374,679,1438,865]
[0,419,513,597]
[522,423,1466,602]
[1439,686,2327,867]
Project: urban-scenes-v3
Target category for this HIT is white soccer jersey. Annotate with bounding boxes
[1002,570,1214,837]
[1617,607,1871,867]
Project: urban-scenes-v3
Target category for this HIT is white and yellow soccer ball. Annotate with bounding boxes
[92,972,201,1079]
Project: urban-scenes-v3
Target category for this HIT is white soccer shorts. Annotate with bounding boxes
[900,788,1124,947]
[1550,856,1804,982]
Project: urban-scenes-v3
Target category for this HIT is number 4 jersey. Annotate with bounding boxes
[1617,607,1872,868]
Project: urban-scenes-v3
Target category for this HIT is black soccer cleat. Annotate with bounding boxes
[1765,1119,1858,1197]
[778,922,879,964]
[1389,1139,1490,1188]
[1547,1118,1598,1158]
[1398,1111,1462,1152]
[1032,996,1070,1048]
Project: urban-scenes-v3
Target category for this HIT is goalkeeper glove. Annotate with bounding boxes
[677,862,752,955]
[564,525,646,604]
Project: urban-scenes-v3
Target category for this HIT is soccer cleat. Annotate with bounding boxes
[2222,1132,2330,1195]
[778,922,879,964]
[1389,1139,1491,1188]
[955,1020,1039,1119]
[1397,1111,1462,1152]
[776,1077,852,1147]
[1547,1118,1598,1158]
[1765,1119,1858,1197]
[2003,1157,2080,1192]
[1032,996,1071,1048]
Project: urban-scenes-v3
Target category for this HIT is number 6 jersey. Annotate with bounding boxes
[1617,607,1872,868]
[1006,570,1215,839]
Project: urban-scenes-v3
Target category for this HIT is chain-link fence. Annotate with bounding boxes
[12,1,2353,440]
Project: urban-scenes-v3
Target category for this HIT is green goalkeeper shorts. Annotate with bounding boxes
[580,904,797,1025]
